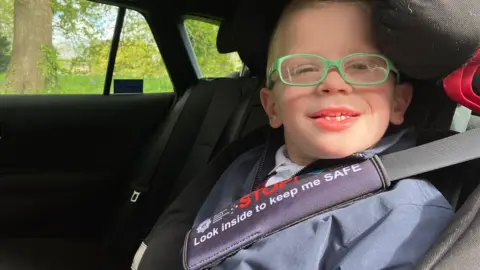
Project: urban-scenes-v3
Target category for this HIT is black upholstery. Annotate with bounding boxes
[0,76,267,270]
[130,77,262,240]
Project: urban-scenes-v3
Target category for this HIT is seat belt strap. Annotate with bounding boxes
[106,87,189,246]
[130,88,191,199]
[380,126,480,182]
[183,128,480,270]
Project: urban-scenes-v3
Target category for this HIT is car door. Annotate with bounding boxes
[0,2,196,237]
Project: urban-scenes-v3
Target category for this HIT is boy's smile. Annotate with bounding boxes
[309,107,361,132]
[260,1,413,165]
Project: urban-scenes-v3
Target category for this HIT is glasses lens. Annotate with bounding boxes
[342,55,389,84]
[280,55,326,85]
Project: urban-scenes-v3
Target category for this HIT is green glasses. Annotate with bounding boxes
[267,53,400,89]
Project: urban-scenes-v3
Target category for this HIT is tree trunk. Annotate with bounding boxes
[5,0,52,93]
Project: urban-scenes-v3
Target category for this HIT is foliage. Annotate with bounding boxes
[0,0,13,74]
[38,44,59,89]
[0,36,10,73]
[52,0,116,42]
[85,10,169,78]
[0,0,14,39]
[0,72,172,94]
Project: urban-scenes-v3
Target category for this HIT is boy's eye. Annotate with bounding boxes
[346,61,379,70]
[344,56,388,72]
[351,63,369,70]
[290,65,320,75]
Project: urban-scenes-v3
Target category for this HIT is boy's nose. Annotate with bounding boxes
[316,70,353,95]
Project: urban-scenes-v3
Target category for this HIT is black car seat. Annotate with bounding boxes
[133,85,480,270]
[108,77,261,249]
[133,5,480,270]
[134,112,269,270]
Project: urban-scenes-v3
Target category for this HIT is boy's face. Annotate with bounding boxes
[260,2,413,165]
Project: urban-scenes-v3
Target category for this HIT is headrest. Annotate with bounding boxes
[216,18,236,54]
[218,0,289,78]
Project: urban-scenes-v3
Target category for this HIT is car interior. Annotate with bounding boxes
[0,0,479,269]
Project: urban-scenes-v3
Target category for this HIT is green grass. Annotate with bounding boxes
[0,73,173,94]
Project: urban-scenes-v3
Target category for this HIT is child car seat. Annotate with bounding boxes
[137,1,480,269]
[182,2,480,269]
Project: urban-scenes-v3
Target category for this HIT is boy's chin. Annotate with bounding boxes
[308,142,367,159]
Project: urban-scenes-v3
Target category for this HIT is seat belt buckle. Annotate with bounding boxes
[130,190,142,202]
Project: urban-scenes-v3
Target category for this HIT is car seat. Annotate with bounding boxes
[136,1,480,269]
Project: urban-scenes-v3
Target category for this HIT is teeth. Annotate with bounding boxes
[319,113,356,121]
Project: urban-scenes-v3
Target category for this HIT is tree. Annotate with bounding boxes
[4,0,52,93]
[3,0,108,92]
[0,36,11,73]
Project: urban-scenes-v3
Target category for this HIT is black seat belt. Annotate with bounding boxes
[106,87,190,246]
[182,127,480,270]
[108,78,259,247]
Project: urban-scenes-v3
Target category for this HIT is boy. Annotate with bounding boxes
[193,0,454,269]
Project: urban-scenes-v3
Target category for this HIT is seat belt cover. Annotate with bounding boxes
[182,127,480,270]
[182,157,389,270]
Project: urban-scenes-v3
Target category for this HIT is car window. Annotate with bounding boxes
[111,9,173,94]
[0,0,173,94]
[184,18,242,78]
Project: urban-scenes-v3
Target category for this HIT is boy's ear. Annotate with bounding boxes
[260,88,282,128]
[390,82,413,125]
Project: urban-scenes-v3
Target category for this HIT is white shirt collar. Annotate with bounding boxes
[265,145,305,186]
[274,145,290,168]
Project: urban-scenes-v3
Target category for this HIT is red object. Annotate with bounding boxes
[443,49,480,112]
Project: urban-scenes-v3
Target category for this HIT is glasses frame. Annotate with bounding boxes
[267,52,400,89]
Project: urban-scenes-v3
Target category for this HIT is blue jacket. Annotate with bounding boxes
[192,128,454,270]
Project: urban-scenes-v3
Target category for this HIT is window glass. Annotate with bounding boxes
[111,9,173,94]
[184,19,242,78]
[0,0,172,94]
